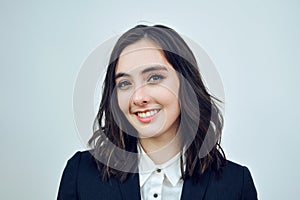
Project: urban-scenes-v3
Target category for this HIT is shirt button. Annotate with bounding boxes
[156,168,161,173]
[153,193,158,198]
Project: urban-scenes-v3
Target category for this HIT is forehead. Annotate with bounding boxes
[116,39,173,73]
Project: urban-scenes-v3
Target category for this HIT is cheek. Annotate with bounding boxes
[154,88,179,109]
[157,81,180,105]
[161,73,180,100]
[117,92,131,113]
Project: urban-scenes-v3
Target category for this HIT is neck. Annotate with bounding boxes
[139,134,180,165]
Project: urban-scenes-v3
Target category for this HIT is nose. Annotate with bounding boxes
[132,85,150,106]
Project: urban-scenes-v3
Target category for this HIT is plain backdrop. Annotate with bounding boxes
[1,0,299,199]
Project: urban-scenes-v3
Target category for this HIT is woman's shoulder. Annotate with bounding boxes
[65,150,98,170]
[223,160,251,172]
[206,159,257,199]
[58,151,125,199]
[212,159,254,182]
[67,150,94,161]
[221,160,254,180]
[60,150,118,187]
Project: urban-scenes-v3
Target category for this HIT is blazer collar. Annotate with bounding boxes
[119,169,211,200]
[180,168,212,200]
[117,168,212,200]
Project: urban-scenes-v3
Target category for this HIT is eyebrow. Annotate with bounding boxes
[115,65,168,80]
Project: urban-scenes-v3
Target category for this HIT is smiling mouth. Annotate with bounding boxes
[135,109,160,118]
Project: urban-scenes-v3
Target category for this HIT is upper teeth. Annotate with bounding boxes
[137,110,159,118]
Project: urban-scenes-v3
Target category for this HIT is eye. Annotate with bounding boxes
[147,74,165,83]
[116,80,132,90]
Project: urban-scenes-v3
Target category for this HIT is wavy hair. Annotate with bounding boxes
[89,24,226,182]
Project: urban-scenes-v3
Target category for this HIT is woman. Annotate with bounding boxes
[58,25,257,200]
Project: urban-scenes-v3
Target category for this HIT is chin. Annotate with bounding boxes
[136,128,163,139]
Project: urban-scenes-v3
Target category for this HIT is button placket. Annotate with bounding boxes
[148,170,164,200]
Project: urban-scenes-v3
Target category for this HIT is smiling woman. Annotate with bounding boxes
[57,25,258,200]
[116,39,181,164]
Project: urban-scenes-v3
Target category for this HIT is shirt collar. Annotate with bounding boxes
[137,144,184,187]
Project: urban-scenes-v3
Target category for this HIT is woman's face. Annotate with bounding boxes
[115,39,180,141]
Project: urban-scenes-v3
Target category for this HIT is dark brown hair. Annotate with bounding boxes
[89,24,226,182]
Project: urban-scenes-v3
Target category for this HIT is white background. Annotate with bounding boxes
[0,0,299,199]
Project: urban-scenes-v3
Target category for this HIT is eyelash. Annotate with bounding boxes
[116,80,132,89]
[147,74,165,83]
[116,74,166,90]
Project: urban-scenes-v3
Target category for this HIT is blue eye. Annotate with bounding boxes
[148,74,165,83]
[117,80,132,89]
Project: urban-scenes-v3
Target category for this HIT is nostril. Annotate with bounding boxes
[132,94,150,106]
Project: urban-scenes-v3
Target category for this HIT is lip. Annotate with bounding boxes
[133,109,160,123]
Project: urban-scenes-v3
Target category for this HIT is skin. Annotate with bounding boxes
[115,38,181,164]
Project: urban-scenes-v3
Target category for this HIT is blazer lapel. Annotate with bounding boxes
[180,169,212,200]
[118,173,141,200]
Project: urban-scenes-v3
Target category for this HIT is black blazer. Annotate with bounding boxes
[57,151,257,200]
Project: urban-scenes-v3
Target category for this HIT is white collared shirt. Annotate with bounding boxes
[137,145,185,200]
